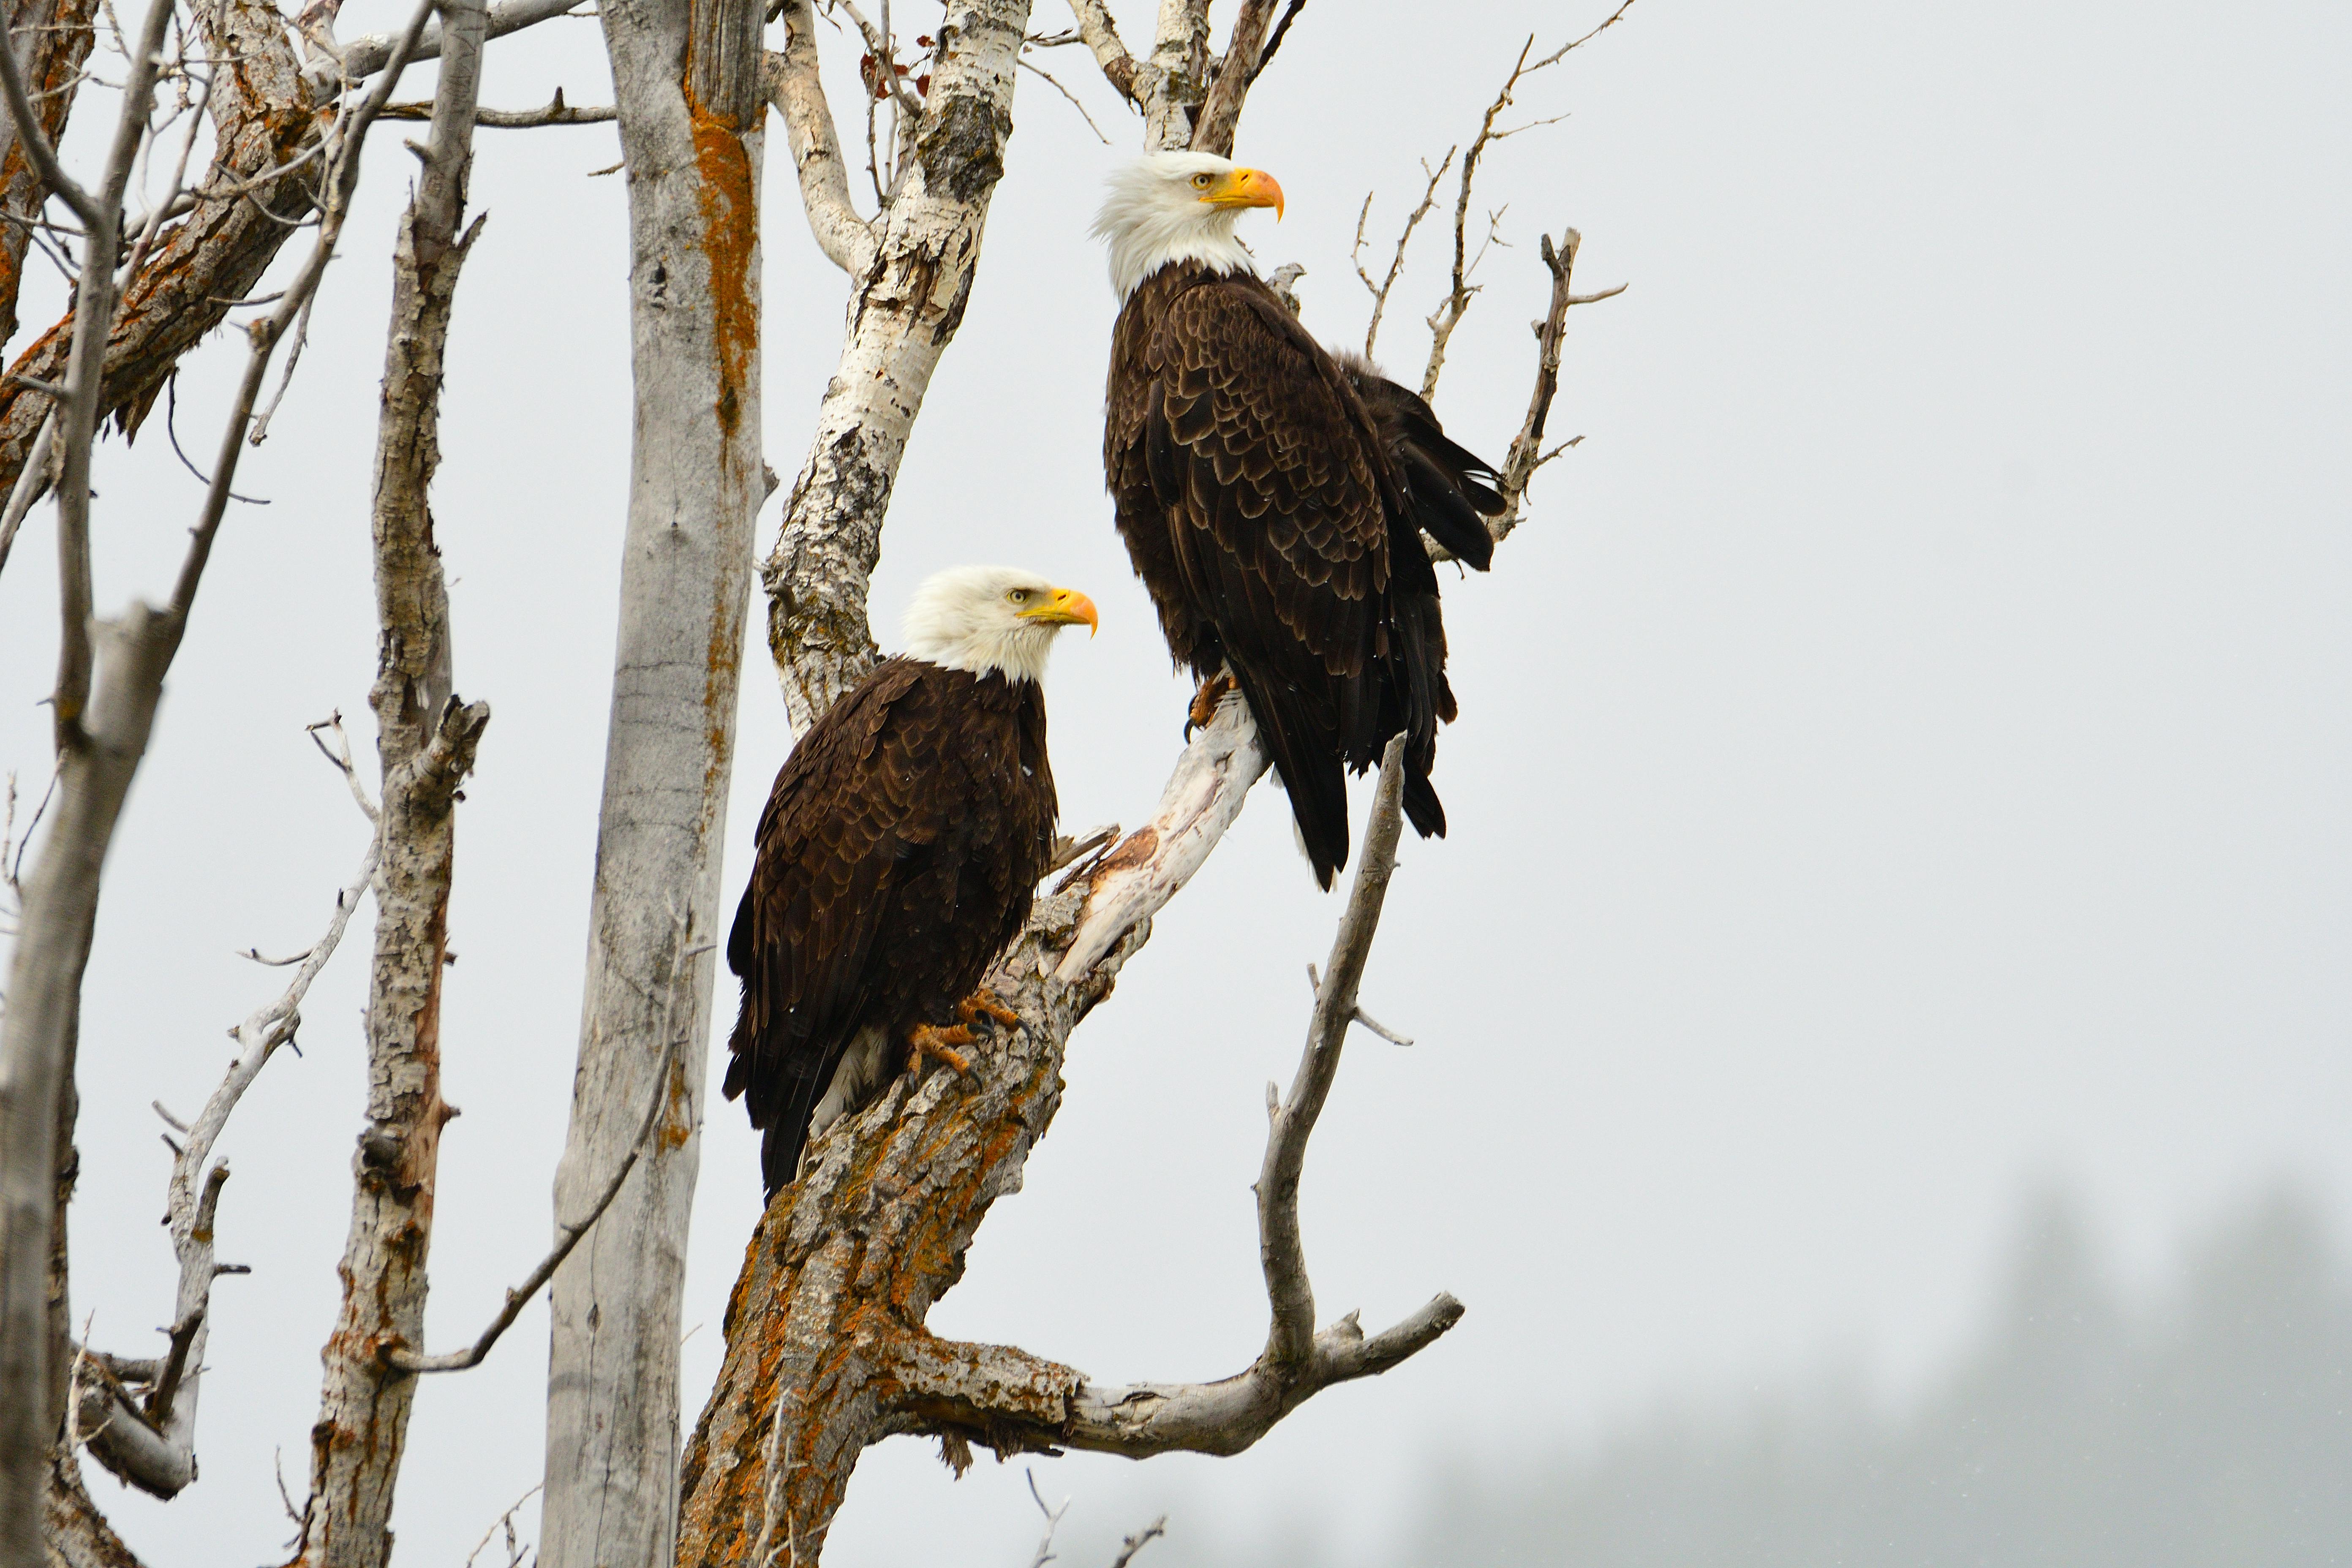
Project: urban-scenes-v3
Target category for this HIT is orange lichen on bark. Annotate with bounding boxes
[688,106,759,435]
[677,905,1124,1565]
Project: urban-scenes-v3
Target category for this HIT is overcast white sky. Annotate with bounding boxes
[3,0,2347,1563]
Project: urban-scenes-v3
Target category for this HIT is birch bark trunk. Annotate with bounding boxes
[536,0,763,1558]
[762,0,1033,730]
[285,0,488,1559]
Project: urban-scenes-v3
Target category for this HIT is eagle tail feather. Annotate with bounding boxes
[1232,662,1349,890]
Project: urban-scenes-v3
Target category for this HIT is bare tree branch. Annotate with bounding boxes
[1189,0,1271,158]
[0,0,313,504]
[1247,0,1301,85]
[283,0,490,1551]
[1537,0,1642,67]
[3,0,437,1551]
[1418,10,1641,400]
[0,0,101,349]
[765,6,877,276]
[1352,150,1452,362]
[0,3,96,226]
[1059,0,1137,101]
[339,0,586,79]
[381,89,615,126]
[77,779,380,1500]
[1018,54,1107,145]
[1490,226,1618,542]
[387,1004,688,1375]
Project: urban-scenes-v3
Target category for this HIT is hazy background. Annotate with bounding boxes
[2,0,2347,1563]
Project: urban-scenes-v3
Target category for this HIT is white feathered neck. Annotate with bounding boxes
[1091,152,1258,302]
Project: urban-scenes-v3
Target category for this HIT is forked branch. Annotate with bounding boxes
[889,741,1460,1460]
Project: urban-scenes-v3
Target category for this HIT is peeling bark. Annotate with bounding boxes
[675,889,1140,1564]
[0,0,319,501]
[761,0,1032,731]
[283,5,487,1563]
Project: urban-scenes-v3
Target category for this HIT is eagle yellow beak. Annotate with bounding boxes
[1019,587,1099,636]
[1205,166,1285,220]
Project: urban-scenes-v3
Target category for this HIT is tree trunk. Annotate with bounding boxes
[284,1,488,1559]
[760,0,1033,730]
[536,0,762,1558]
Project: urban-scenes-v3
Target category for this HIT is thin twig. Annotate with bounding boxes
[460,1483,544,1568]
[1108,1518,1169,1568]
[306,711,381,822]
[165,376,271,504]
[1536,0,1642,67]
[1352,150,1451,362]
[1024,1470,1071,1568]
[1018,55,1108,144]
[384,945,705,1374]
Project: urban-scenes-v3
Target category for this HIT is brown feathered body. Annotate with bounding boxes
[723,658,1056,1194]
[1105,259,1504,887]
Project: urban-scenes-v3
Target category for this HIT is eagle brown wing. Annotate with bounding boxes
[1142,274,1405,883]
[723,661,951,1190]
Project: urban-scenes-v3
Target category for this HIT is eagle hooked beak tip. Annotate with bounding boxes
[1211,166,1284,220]
[1023,588,1099,636]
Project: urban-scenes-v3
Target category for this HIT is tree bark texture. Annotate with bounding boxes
[761,0,1032,731]
[39,1457,139,1568]
[674,887,1139,1565]
[0,0,317,499]
[285,1,488,1560]
[0,0,98,349]
[536,0,763,1557]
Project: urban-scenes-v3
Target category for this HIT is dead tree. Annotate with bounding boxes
[0,0,1627,1562]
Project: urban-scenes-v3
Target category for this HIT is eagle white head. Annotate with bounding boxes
[1091,151,1286,302]
[902,565,1098,684]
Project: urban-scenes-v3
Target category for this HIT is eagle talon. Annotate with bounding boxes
[906,1023,975,1076]
[957,989,1021,1032]
[1186,671,1236,735]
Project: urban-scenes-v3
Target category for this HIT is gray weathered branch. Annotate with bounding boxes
[880,742,1461,1461]
[339,0,585,79]
[380,90,615,127]
[387,1016,683,1375]
[283,2,489,1551]
[1491,226,1618,543]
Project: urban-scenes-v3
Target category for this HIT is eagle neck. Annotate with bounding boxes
[1113,230,1255,303]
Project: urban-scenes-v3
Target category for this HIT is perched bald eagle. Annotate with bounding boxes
[724,566,1098,1194]
[1094,151,1505,888]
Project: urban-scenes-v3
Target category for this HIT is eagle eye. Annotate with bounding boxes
[1007,588,1030,604]
[1191,172,1214,189]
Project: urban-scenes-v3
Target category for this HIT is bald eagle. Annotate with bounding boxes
[1094,151,1505,889]
[724,565,1098,1194]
